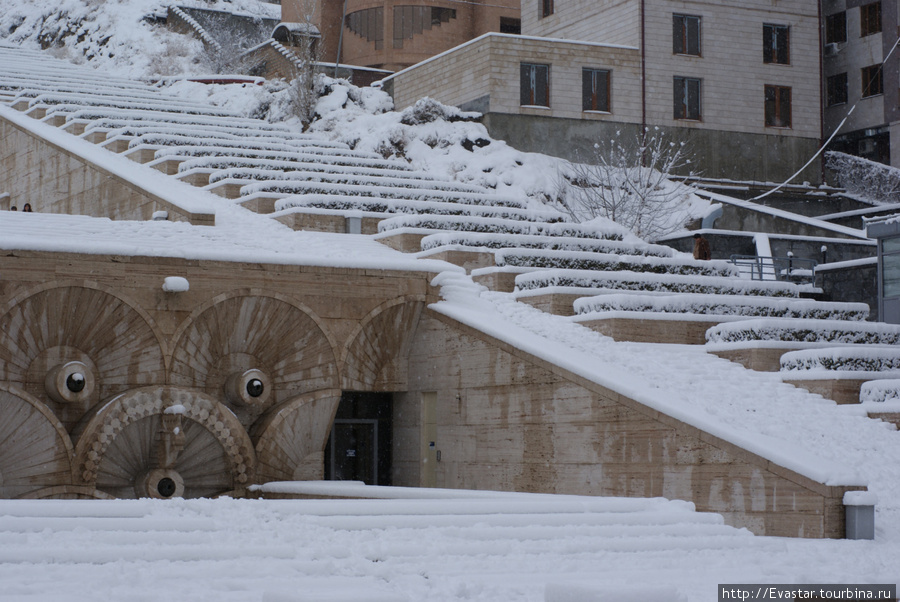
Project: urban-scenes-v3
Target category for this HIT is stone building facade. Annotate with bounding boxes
[385,0,824,183]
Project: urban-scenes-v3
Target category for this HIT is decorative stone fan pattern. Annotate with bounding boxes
[253,389,342,482]
[0,386,74,499]
[170,295,339,408]
[75,386,256,498]
[342,300,424,391]
[0,285,165,400]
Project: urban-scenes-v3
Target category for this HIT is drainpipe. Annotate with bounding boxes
[640,0,646,132]
[640,0,647,166]
[818,0,825,183]
[335,0,348,77]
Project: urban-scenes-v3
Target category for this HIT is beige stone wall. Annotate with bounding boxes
[390,34,642,123]
[643,0,820,138]
[520,0,821,139]
[522,0,639,47]
[398,310,856,538]
[0,115,213,225]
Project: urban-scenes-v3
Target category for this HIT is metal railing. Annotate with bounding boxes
[730,254,817,285]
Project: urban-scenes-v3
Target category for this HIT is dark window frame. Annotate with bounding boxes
[673,76,701,120]
[520,62,550,108]
[582,68,611,112]
[826,72,848,106]
[860,2,882,37]
[673,14,702,56]
[862,64,884,97]
[763,23,790,65]
[764,85,792,128]
[825,11,847,44]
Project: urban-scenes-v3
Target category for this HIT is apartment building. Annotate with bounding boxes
[822,0,899,167]
[282,0,521,71]
[385,0,824,183]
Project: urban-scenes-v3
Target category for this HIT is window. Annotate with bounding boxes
[499,17,521,34]
[764,85,791,128]
[392,6,456,49]
[541,0,554,18]
[347,7,385,50]
[826,73,848,106]
[673,76,701,120]
[825,12,847,44]
[862,64,884,97]
[673,14,701,56]
[763,24,790,64]
[860,2,881,36]
[521,63,550,107]
[582,69,611,112]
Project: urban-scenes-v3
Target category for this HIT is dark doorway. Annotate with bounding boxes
[325,392,392,486]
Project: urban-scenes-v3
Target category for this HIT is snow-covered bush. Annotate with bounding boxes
[516,271,800,297]
[419,232,674,258]
[825,151,900,205]
[860,379,900,402]
[495,249,737,278]
[574,293,870,321]
[378,215,627,240]
[781,347,900,373]
[399,98,480,126]
[707,318,900,345]
[272,196,562,222]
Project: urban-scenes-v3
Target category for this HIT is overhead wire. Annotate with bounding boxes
[749,32,900,202]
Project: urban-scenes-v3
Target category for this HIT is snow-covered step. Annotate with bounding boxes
[496,248,738,278]
[0,492,766,601]
[271,194,563,223]
[574,292,870,321]
[516,269,806,299]
[419,231,675,258]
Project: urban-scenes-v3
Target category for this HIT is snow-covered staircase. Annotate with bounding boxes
[0,494,755,600]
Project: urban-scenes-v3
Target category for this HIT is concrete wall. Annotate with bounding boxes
[397,310,856,538]
[0,114,213,225]
[481,112,821,183]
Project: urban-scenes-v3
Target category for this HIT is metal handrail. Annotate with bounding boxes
[729,254,817,285]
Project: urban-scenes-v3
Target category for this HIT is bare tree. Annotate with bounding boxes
[277,0,325,126]
[559,128,696,241]
[284,26,323,126]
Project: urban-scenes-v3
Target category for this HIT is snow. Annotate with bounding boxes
[162,276,190,292]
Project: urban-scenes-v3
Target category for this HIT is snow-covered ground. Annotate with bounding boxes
[0,490,898,602]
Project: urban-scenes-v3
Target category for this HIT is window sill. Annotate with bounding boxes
[765,125,793,129]
[520,105,551,110]
[861,93,884,99]
[674,118,702,123]
[673,53,702,58]
[583,110,612,115]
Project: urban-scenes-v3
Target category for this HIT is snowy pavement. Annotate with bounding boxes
[0,493,897,602]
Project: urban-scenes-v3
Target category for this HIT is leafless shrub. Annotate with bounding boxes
[559,128,696,241]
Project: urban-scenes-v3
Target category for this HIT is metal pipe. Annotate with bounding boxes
[335,0,349,77]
